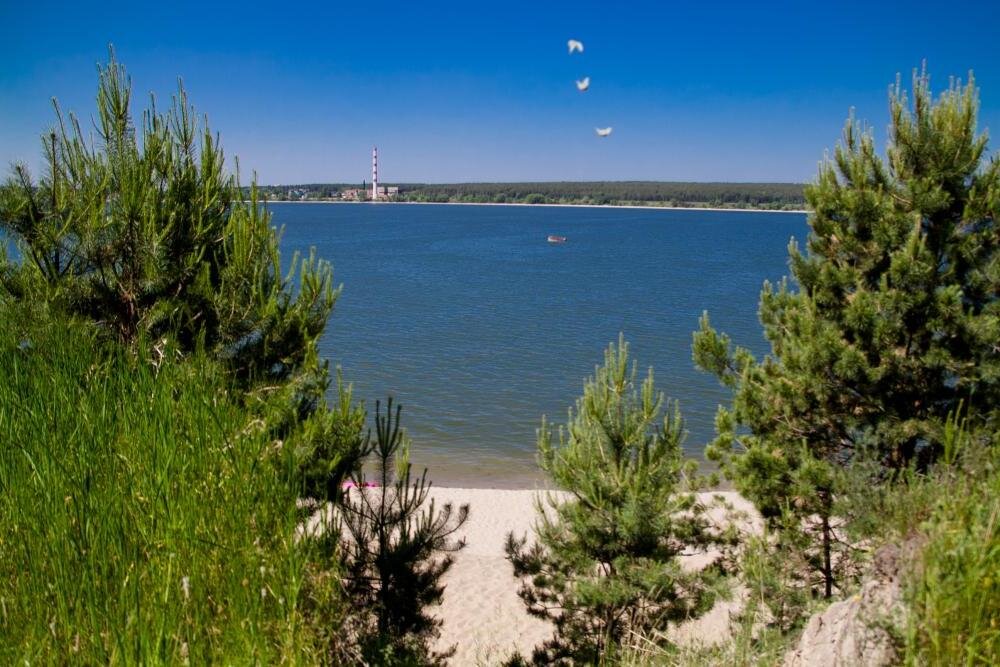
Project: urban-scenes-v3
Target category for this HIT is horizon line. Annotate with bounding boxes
[249,179,809,187]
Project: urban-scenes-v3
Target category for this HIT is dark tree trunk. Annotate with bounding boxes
[822,514,833,599]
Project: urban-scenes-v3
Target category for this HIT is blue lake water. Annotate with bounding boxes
[274,203,809,487]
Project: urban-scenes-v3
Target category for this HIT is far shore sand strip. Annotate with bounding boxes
[249,200,808,215]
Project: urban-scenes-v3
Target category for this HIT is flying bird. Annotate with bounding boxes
[576,77,590,91]
[595,127,613,137]
[567,39,584,54]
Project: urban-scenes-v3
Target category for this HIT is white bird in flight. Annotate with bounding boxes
[576,77,590,91]
[595,127,613,137]
[567,39,584,54]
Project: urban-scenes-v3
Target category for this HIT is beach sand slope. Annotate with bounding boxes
[427,488,759,665]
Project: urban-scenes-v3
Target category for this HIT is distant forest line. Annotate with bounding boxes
[251,181,807,210]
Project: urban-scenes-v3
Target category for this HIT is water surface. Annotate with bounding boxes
[274,203,809,487]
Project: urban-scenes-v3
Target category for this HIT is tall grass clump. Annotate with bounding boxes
[0,308,325,663]
[901,424,1000,664]
[823,415,1000,665]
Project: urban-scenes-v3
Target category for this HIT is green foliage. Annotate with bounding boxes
[840,417,1000,665]
[617,534,803,667]
[0,50,337,422]
[0,306,329,663]
[506,335,732,665]
[904,478,1000,664]
[1,51,480,665]
[0,49,367,509]
[893,425,1000,664]
[693,67,1000,603]
[321,399,469,665]
[616,421,1000,667]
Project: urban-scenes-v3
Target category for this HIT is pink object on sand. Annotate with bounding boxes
[341,481,378,490]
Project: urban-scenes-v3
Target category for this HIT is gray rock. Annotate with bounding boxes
[784,541,916,667]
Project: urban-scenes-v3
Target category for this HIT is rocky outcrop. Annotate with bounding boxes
[784,541,917,667]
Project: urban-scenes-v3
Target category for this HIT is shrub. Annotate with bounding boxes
[506,336,732,664]
[331,399,469,664]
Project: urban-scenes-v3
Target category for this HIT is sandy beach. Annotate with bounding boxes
[423,487,760,665]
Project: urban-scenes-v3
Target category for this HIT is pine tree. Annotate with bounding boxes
[506,336,730,665]
[0,50,327,388]
[0,50,366,500]
[334,399,469,665]
[693,68,1000,601]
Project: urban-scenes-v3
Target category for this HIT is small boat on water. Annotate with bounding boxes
[547,235,567,244]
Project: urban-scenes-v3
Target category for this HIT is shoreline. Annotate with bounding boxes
[255,199,808,214]
[396,446,724,491]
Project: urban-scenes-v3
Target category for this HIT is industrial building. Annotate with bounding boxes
[335,147,399,200]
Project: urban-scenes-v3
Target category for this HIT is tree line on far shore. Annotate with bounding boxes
[250,181,807,209]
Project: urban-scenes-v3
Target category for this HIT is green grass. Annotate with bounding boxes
[0,308,327,663]
[903,449,1000,665]
[842,422,1000,665]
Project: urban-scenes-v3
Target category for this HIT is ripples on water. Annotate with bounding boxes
[274,203,809,488]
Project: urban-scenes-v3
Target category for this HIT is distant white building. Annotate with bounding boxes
[373,185,399,198]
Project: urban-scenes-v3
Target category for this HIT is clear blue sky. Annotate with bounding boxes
[2,0,998,184]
